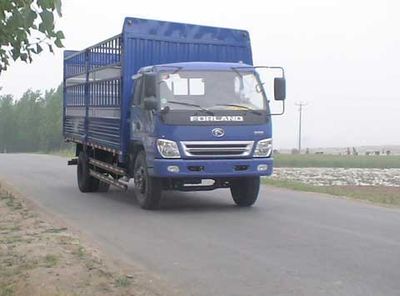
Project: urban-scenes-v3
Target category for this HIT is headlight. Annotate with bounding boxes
[253,138,273,158]
[157,139,181,158]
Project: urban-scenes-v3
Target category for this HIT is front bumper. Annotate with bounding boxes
[149,158,273,178]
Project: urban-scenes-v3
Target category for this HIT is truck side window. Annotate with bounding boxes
[143,73,157,99]
[132,77,143,106]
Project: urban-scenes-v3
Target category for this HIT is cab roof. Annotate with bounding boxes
[140,62,255,73]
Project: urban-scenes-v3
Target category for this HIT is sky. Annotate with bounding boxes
[1,0,399,149]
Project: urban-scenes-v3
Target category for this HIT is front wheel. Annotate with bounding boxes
[133,151,162,210]
[230,177,260,207]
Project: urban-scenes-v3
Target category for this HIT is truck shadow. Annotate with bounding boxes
[160,191,246,212]
[101,187,254,213]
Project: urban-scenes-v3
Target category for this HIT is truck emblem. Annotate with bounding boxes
[212,128,225,137]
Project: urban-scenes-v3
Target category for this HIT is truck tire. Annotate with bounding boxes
[133,151,162,210]
[230,177,260,207]
[77,151,100,192]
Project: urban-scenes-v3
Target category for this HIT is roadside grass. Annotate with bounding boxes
[274,154,400,169]
[40,148,74,158]
[115,276,131,288]
[51,148,74,158]
[0,284,15,296]
[263,178,400,206]
[43,254,59,268]
[0,185,164,296]
[73,246,86,258]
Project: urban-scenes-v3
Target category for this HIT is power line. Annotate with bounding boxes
[295,101,308,153]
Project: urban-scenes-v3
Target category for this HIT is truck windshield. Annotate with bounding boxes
[159,70,266,112]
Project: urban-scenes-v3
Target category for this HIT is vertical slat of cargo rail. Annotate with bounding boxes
[63,53,66,138]
[84,49,89,144]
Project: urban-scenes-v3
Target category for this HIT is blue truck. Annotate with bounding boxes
[63,17,286,209]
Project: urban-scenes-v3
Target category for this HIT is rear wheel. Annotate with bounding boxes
[77,151,100,192]
[133,151,162,210]
[230,177,260,207]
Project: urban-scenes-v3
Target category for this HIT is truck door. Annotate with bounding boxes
[130,74,156,144]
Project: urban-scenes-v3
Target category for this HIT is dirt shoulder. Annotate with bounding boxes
[0,182,174,296]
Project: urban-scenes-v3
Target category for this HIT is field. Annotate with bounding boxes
[267,154,400,206]
[274,154,400,168]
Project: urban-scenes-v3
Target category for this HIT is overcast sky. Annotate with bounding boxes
[1,0,399,149]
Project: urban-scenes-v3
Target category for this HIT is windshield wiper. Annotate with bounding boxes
[215,104,262,115]
[166,101,214,115]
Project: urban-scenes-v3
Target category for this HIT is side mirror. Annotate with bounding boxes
[144,96,158,110]
[274,77,286,101]
[143,73,157,98]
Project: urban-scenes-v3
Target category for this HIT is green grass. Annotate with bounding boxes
[263,178,400,206]
[115,276,131,288]
[42,227,68,234]
[0,284,15,296]
[73,246,86,259]
[274,154,400,168]
[1,193,23,211]
[40,148,74,158]
[43,255,59,268]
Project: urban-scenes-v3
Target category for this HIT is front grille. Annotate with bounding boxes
[181,141,254,158]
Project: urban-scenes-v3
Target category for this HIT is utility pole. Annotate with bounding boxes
[295,101,308,154]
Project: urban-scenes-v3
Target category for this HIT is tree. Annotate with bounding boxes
[0,85,65,153]
[39,85,64,151]
[13,89,44,151]
[0,0,64,73]
[0,94,16,152]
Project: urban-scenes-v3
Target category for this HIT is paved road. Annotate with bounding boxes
[1,154,400,296]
